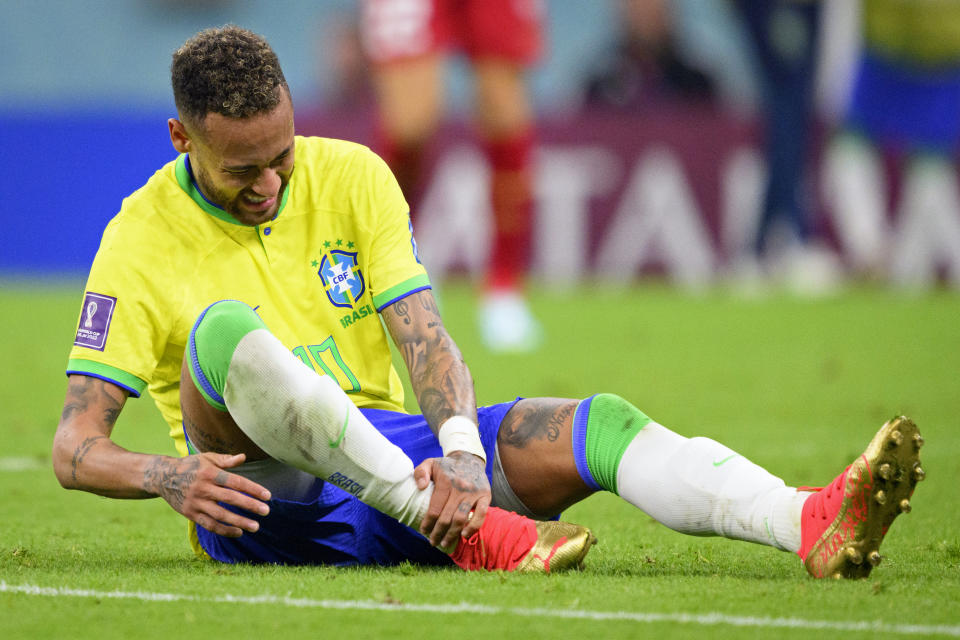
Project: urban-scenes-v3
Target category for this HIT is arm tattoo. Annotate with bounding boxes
[398,340,427,375]
[393,298,411,325]
[387,291,476,432]
[61,376,123,428]
[70,435,108,483]
[142,456,201,511]
[61,376,93,422]
[500,401,575,448]
[98,382,122,426]
[416,364,460,427]
[417,294,440,328]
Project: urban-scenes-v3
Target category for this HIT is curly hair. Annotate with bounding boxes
[171,25,289,125]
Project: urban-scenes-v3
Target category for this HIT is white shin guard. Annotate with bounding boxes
[223,328,430,530]
[616,423,805,551]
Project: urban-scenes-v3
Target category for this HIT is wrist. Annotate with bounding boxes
[438,416,485,462]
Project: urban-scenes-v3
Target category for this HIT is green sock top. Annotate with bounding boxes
[584,394,652,495]
[187,300,267,411]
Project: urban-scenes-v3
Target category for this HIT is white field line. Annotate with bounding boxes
[2,581,959,636]
[0,457,46,472]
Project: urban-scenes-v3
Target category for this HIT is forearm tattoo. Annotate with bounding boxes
[500,400,574,448]
[142,456,201,510]
[387,292,475,430]
[416,365,460,426]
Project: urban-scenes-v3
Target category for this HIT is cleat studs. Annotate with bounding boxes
[913,465,926,482]
[913,433,924,450]
[887,430,903,448]
[878,463,893,480]
[899,499,912,513]
[874,490,887,505]
[844,547,863,564]
[868,551,882,566]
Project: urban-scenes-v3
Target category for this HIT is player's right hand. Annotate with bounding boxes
[146,452,272,538]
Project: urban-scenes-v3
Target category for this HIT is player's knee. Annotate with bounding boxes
[188,299,266,410]
[587,393,653,435]
[194,300,262,337]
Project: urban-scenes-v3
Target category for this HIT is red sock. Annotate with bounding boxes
[484,129,535,291]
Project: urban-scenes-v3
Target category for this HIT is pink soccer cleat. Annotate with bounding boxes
[798,416,925,579]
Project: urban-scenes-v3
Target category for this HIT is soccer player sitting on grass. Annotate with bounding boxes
[53,26,924,578]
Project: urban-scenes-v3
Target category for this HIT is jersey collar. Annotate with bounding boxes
[175,154,290,226]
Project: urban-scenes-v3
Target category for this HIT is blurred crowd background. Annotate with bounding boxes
[3,0,960,294]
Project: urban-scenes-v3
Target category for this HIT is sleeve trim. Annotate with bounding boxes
[66,359,148,398]
[372,275,432,311]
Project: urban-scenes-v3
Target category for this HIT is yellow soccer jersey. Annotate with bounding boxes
[67,136,430,456]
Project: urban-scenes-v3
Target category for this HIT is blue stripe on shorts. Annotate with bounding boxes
[195,399,520,566]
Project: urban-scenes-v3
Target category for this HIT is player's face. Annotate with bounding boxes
[187,90,296,226]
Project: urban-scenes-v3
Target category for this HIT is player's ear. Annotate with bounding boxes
[168,118,192,153]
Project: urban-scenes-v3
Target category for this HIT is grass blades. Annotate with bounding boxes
[1,280,958,639]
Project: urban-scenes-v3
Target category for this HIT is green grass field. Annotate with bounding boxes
[2,279,959,639]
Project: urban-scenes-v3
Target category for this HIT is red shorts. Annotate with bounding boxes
[361,0,544,65]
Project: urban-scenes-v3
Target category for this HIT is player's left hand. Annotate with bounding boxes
[414,452,491,549]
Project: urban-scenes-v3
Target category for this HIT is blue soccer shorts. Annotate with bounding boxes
[194,400,519,566]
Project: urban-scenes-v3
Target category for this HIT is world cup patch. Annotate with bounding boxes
[74,292,117,351]
[317,249,366,308]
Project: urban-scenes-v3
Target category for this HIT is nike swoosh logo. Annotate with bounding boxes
[712,454,739,467]
[328,408,350,448]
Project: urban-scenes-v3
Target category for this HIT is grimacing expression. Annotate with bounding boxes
[185,91,296,226]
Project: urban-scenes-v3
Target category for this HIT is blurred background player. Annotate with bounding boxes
[731,0,842,294]
[825,0,960,285]
[360,0,544,352]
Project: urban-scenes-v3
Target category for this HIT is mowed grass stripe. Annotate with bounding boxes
[0,457,47,472]
[3,582,959,637]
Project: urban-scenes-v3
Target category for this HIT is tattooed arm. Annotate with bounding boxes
[52,374,269,537]
[381,289,490,547]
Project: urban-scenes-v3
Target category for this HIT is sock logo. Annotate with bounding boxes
[327,471,364,496]
[712,454,739,467]
[328,408,350,448]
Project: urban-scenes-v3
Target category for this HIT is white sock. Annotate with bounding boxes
[222,328,431,530]
[616,422,809,552]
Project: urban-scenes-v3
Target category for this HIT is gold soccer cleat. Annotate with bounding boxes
[797,416,925,579]
[450,506,596,573]
[514,521,597,573]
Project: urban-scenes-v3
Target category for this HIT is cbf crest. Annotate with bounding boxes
[316,247,365,308]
